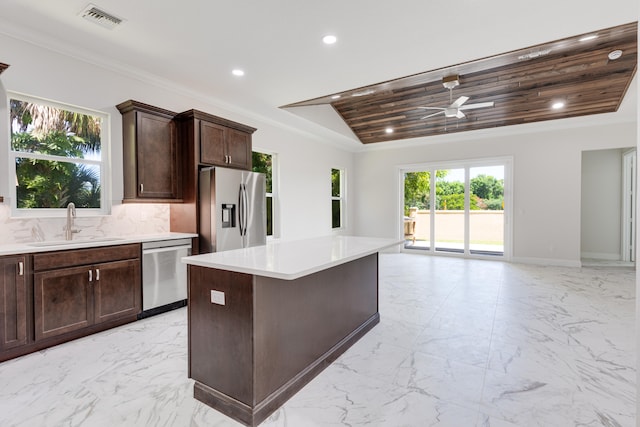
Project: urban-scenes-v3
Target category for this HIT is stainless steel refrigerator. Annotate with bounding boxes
[199,166,266,253]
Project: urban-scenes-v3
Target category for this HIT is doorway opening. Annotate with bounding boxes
[580,148,636,266]
[402,158,511,259]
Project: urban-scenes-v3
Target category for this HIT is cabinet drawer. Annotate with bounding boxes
[33,244,141,271]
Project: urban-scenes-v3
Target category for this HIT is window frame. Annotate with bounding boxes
[399,156,512,260]
[252,149,278,239]
[7,91,111,218]
[331,167,346,230]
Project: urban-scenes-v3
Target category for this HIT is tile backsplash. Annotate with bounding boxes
[0,203,170,245]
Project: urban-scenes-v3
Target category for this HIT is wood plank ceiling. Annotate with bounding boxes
[282,22,637,144]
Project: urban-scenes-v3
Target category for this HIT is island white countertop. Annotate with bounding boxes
[181,235,402,280]
[0,232,198,256]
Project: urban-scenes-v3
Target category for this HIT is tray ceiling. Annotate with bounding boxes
[282,22,637,145]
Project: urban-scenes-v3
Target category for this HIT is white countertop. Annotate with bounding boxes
[0,232,198,256]
[182,235,402,280]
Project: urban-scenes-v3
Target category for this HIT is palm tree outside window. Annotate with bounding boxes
[8,92,109,216]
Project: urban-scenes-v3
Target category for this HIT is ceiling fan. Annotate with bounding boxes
[419,75,494,120]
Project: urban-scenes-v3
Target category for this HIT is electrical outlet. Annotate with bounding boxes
[210,290,225,305]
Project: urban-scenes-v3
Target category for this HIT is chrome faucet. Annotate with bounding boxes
[64,202,78,240]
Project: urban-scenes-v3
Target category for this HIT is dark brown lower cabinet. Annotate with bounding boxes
[34,265,92,340]
[188,253,380,427]
[93,259,141,324]
[0,244,141,363]
[33,246,141,342]
[0,255,29,351]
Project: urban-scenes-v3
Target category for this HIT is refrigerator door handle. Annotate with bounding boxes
[243,184,249,236]
[239,183,248,237]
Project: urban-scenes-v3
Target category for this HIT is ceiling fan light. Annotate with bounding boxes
[444,108,459,118]
[552,101,565,109]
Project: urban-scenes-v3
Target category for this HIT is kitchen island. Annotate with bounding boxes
[182,235,401,426]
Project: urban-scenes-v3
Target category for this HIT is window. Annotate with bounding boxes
[252,151,276,237]
[8,92,109,216]
[331,168,344,229]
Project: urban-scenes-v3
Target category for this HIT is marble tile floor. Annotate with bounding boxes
[0,254,635,427]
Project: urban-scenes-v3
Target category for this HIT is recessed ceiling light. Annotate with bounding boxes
[552,101,565,110]
[322,35,337,45]
[331,95,341,100]
[385,128,394,134]
[579,34,598,42]
[352,89,375,97]
[232,69,245,77]
[608,50,623,60]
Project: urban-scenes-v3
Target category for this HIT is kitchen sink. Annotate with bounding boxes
[28,237,124,247]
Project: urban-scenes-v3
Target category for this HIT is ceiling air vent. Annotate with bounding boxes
[79,4,124,30]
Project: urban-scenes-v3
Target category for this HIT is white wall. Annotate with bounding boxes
[353,122,637,266]
[580,148,626,260]
[0,33,354,244]
[1,32,637,263]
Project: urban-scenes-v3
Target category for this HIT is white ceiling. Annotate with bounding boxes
[0,0,637,149]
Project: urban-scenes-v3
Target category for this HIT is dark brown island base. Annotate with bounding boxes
[183,236,401,426]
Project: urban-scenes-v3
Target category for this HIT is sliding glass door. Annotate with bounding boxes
[469,166,505,255]
[403,159,509,258]
[434,168,465,253]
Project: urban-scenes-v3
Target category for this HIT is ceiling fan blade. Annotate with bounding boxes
[421,111,445,119]
[450,96,469,108]
[456,110,466,119]
[458,101,495,111]
[417,106,446,110]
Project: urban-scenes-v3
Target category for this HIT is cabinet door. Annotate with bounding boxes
[136,111,179,199]
[226,129,251,170]
[34,266,93,341]
[93,259,141,324]
[0,256,28,350]
[200,121,227,166]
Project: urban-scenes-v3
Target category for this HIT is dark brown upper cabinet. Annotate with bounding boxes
[168,110,255,237]
[117,100,182,203]
[175,109,256,171]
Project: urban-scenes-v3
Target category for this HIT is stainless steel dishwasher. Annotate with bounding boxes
[140,238,192,318]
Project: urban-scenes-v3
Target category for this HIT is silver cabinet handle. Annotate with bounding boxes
[228,155,232,164]
[18,261,23,276]
[89,269,93,282]
[140,183,144,193]
[96,269,100,281]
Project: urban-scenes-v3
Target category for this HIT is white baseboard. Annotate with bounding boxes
[580,251,621,261]
[510,256,582,267]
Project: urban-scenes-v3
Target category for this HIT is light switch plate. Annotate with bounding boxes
[210,290,225,305]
